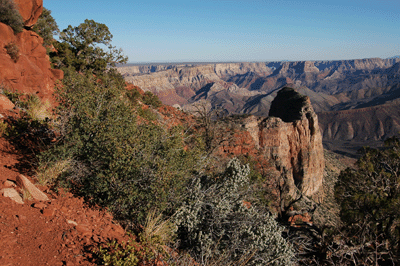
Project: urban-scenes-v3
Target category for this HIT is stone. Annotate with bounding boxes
[14,0,43,28]
[1,188,24,204]
[76,224,92,236]
[42,208,55,217]
[264,87,325,197]
[32,202,47,209]
[3,180,16,188]
[50,69,64,80]
[112,224,125,236]
[66,220,78,226]
[16,174,49,201]
[16,214,27,224]
[0,95,15,111]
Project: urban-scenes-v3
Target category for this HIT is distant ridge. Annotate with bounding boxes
[118,57,400,155]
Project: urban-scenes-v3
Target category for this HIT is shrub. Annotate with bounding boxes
[22,94,52,121]
[97,239,139,266]
[142,91,162,108]
[43,69,204,226]
[35,159,71,186]
[32,7,59,47]
[0,0,24,33]
[334,137,400,265]
[2,88,23,105]
[174,158,295,266]
[140,209,176,247]
[126,88,142,105]
[137,106,157,121]
[335,137,400,265]
[5,42,20,63]
[0,120,8,137]
[2,90,52,121]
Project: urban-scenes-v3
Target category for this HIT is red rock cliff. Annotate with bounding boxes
[0,0,62,101]
[219,87,325,199]
[14,0,42,28]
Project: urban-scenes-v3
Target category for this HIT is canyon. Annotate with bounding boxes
[118,58,400,155]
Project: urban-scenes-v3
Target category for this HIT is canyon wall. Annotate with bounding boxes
[118,59,400,155]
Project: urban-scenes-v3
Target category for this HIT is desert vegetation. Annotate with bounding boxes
[33,7,59,47]
[3,6,400,266]
[4,42,19,62]
[11,14,292,265]
[0,0,24,33]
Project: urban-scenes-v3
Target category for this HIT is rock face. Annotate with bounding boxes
[219,88,324,198]
[264,88,324,196]
[0,1,61,101]
[14,0,43,28]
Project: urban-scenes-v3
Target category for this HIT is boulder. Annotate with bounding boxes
[0,95,15,110]
[14,0,43,28]
[1,188,24,204]
[16,174,49,201]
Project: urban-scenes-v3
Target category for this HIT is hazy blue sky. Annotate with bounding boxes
[44,0,400,63]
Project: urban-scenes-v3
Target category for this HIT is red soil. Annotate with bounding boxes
[0,135,128,266]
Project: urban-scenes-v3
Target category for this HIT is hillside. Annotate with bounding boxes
[2,1,400,265]
[0,2,318,265]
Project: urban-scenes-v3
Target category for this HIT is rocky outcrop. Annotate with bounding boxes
[0,1,61,102]
[262,88,324,196]
[219,88,325,198]
[14,0,43,28]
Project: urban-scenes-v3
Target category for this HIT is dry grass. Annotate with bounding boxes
[21,188,33,201]
[25,95,52,121]
[36,159,71,186]
[141,209,176,246]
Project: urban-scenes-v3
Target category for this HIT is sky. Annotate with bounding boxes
[44,0,400,63]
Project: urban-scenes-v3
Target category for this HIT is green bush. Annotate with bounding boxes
[2,88,23,105]
[97,239,139,266]
[142,91,162,108]
[0,0,24,33]
[335,137,400,265]
[5,42,20,62]
[126,88,142,105]
[33,7,59,47]
[42,68,203,225]
[174,158,295,266]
